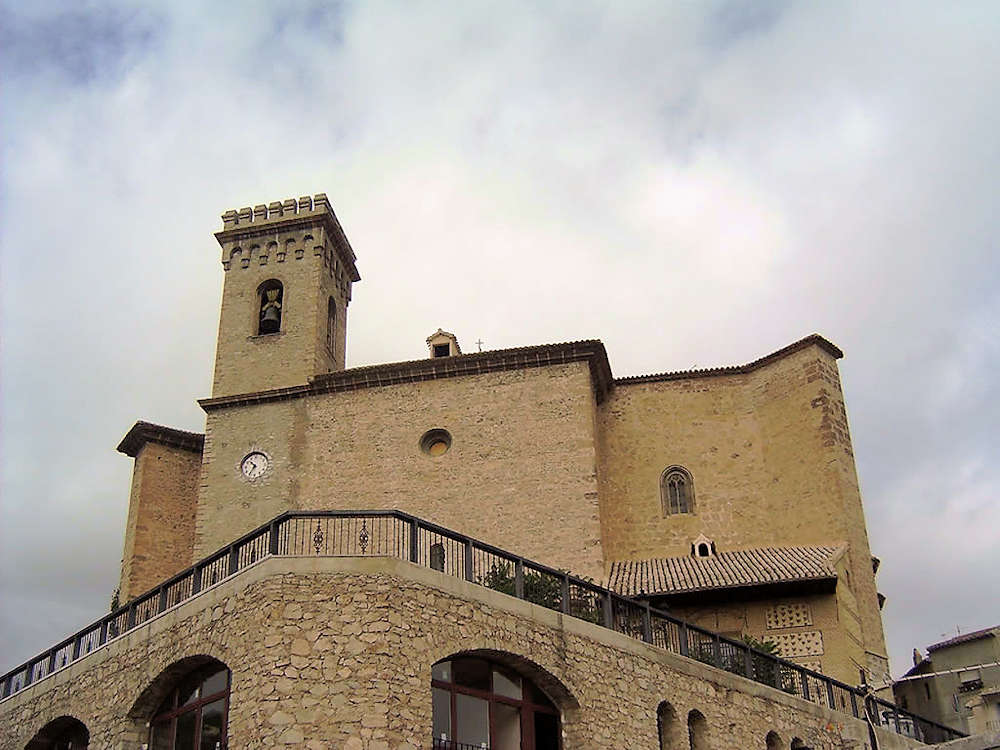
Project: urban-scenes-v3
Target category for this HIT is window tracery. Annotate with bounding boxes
[661,466,694,516]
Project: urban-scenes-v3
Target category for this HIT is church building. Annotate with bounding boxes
[2,194,957,750]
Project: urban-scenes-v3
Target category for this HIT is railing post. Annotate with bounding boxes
[191,564,203,596]
[743,645,754,679]
[269,520,281,555]
[125,601,137,631]
[850,690,860,718]
[158,585,169,615]
[98,617,109,647]
[712,634,722,667]
[228,543,240,577]
[678,622,689,657]
[893,705,901,734]
[0,674,9,699]
[642,602,652,643]
[602,592,613,629]
[561,575,570,614]
[514,560,525,600]
[800,670,811,701]
[71,633,82,662]
[826,679,836,709]
[464,540,475,582]
[408,519,419,563]
[23,661,34,688]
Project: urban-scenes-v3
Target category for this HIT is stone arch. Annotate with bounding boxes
[128,654,229,721]
[687,708,709,750]
[657,700,684,750]
[766,729,783,749]
[24,715,89,749]
[433,647,579,711]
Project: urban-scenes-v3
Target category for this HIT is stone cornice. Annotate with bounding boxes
[199,340,613,412]
[214,193,360,282]
[614,334,843,386]
[117,421,205,458]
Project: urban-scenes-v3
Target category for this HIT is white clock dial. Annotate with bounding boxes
[241,452,269,479]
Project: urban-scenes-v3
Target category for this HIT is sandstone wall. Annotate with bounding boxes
[211,226,348,399]
[0,556,919,750]
[119,442,200,600]
[196,362,604,579]
[597,343,888,678]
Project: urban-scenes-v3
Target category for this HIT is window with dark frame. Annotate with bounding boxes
[431,656,561,750]
[149,663,230,750]
[433,343,451,357]
[326,297,337,355]
[660,467,694,516]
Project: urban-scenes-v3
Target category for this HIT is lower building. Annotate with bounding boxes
[1,510,965,749]
[895,627,1000,736]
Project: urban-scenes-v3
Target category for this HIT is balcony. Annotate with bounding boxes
[0,509,967,745]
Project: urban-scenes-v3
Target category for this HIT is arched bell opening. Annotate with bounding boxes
[257,279,283,335]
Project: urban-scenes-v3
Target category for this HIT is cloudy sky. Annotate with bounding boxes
[1,0,997,683]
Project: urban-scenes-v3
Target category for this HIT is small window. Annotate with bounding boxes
[661,466,694,516]
[326,297,337,355]
[433,343,451,358]
[420,429,452,457]
[257,280,283,335]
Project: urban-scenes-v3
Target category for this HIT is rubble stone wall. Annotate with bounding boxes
[1,556,918,750]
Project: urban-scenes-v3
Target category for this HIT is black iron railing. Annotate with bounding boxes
[0,510,964,743]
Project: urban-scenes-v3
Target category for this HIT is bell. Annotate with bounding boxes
[260,305,281,334]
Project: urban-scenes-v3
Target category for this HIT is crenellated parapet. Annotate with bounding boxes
[214,193,360,294]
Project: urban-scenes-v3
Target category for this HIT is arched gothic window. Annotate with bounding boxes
[661,466,694,516]
[257,279,283,335]
[431,655,560,749]
[149,663,230,750]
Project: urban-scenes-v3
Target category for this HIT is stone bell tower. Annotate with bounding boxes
[210,194,360,398]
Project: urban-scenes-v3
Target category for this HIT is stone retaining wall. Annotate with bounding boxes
[1,557,920,750]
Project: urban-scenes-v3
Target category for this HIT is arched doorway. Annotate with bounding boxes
[25,716,88,749]
[431,654,561,749]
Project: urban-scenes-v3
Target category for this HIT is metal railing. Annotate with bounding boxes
[0,509,965,743]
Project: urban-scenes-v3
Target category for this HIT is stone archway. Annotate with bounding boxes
[24,715,89,749]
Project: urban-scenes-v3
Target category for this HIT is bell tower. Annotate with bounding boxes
[210,193,360,398]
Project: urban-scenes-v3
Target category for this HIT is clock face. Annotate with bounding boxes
[241,451,269,480]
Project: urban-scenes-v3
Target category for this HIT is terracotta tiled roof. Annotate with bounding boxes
[198,334,841,412]
[927,626,999,653]
[608,545,841,597]
[117,421,205,457]
[200,340,614,411]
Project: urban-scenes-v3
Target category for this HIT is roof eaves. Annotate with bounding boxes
[117,421,205,458]
[614,334,843,386]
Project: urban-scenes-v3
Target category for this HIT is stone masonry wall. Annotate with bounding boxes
[0,556,920,750]
[211,224,348,399]
[597,343,888,679]
[119,442,201,600]
[196,361,605,580]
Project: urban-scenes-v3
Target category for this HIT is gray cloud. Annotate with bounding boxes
[1,0,998,680]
